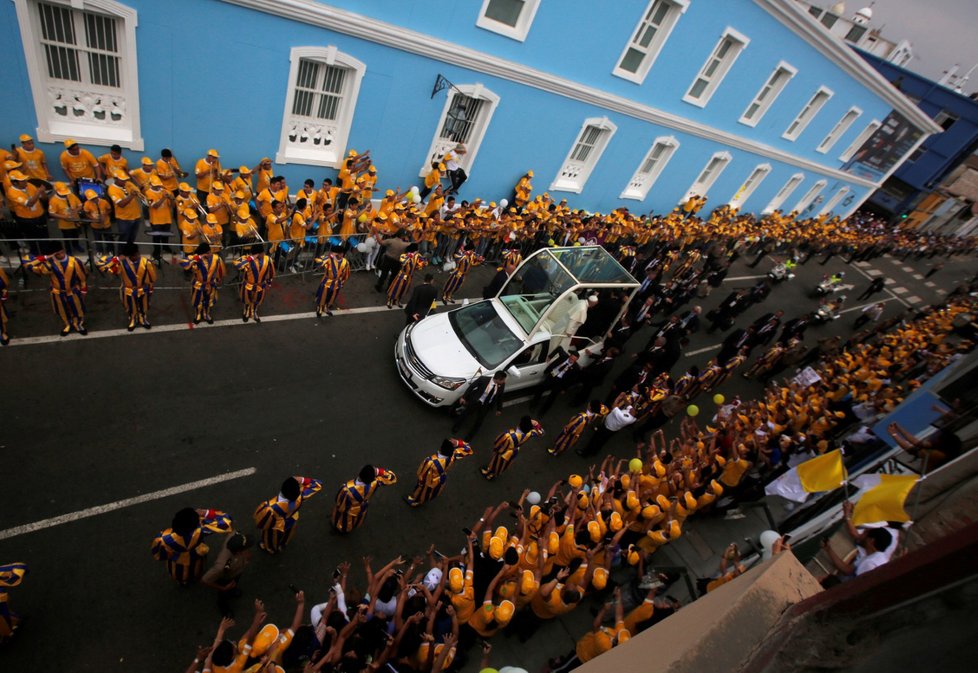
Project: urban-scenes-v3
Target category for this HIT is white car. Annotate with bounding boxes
[395,246,639,407]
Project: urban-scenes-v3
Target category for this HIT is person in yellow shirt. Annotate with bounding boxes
[96,242,157,330]
[207,180,232,248]
[420,161,443,201]
[549,587,630,672]
[59,139,102,185]
[5,170,48,252]
[129,156,156,191]
[178,208,204,256]
[97,145,128,182]
[195,148,222,201]
[254,157,273,195]
[47,182,84,252]
[256,175,288,224]
[513,171,533,209]
[230,166,254,205]
[145,175,174,262]
[202,213,224,253]
[82,188,114,254]
[265,200,290,263]
[107,169,144,245]
[15,134,53,182]
[156,148,186,195]
[233,204,260,248]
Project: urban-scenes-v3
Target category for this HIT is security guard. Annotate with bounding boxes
[21,242,88,336]
[232,243,275,323]
[481,416,545,481]
[405,438,474,507]
[314,244,351,317]
[0,562,28,643]
[386,248,427,309]
[331,464,398,533]
[548,401,607,456]
[150,507,233,585]
[178,242,225,324]
[253,476,323,554]
[96,242,157,330]
[441,245,483,305]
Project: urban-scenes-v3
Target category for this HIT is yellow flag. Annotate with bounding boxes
[851,474,919,526]
[797,449,846,493]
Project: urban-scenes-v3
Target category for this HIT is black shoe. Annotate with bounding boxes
[242,315,249,322]
[0,334,8,346]
[142,321,151,330]
[193,316,202,325]
[316,308,323,317]
[77,324,88,335]
[60,325,71,337]
[127,323,135,332]
[206,316,214,325]
[253,315,261,323]
[326,310,333,317]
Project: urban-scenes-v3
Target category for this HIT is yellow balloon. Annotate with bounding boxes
[687,405,700,417]
[713,394,725,405]
[628,458,643,473]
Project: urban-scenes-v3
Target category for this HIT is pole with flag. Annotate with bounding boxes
[765,449,847,503]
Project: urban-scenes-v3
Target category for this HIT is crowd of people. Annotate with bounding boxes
[3,134,978,671]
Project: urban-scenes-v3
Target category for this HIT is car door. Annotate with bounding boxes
[502,340,549,391]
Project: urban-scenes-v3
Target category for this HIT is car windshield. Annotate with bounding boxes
[498,253,576,333]
[449,301,523,369]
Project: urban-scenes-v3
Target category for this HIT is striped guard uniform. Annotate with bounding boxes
[549,406,607,456]
[232,253,275,320]
[150,509,233,585]
[96,254,157,328]
[22,253,87,332]
[482,422,545,480]
[331,469,398,533]
[178,253,225,322]
[253,476,323,553]
[406,440,474,506]
[314,253,351,315]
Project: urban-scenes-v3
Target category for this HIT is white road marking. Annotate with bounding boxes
[925,281,936,288]
[0,467,257,541]
[687,343,721,356]
[724,274,768,282]
[4,300,477,348]
[853,261,871,267]
[901,266,915,273]
[892,287,909,294]
[865,269,882,276]
[906,296,923,304]
[839,298,898,315]
[912,274,924,280]
[503,395,536,408]
[884,278,897,285]
[847,258,910,308]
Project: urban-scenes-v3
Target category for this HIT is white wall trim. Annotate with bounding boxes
[611,0,689,85]
[729,162,771,208]
[783,85,833,141]
[816,105,862,154]
[221,0,883,190]
[550,116,618,194]
[681,26,750,108]
[794,178,828,213]
[619,134,679,201]
[419,83,500,177]
[681,150,732,202]
[838,118,880,163]
[738,60,797,128]
[753,0,941,135]
[763,172,804,213]
[12,0,144,150]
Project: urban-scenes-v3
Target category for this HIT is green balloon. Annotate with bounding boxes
[687,404,700,417]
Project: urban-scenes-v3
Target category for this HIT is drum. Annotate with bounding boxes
[77,177,105,198]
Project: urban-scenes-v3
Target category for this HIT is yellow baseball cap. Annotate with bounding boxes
[149,174,163,186]
[448,567,464,592]
[609,512,624,532]
[587,520,602,543]
[233,190,246,199]
[84,189,98,199]
[251,624,280,657]
[207,148,219,158]
[239,165,252,174]
[8,170,28,181]
[63,138,78,148]
[626,544,640,566]
[236,205,250,218]
[568,474,583,489]
[656,495,671,510]
[520,569,537,595]
[641,504,661,520]
[18,134,32,142]
[206,214,218,224]
[494,600,515,624]
[488,536,504,560]
[183,208,199,220]
[54,182,71,195]
[592,567,609,590]
[210,181,224,191]
[114,169,130,180]
[527,170,534,177]
[178,182,191,192]
[4,160,22,170]
[141,156,153,166]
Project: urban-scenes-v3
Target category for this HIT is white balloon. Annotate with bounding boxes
[526,491,541,505]
[412,193,421,204]
[409,185,420,194]
[364,237,378,250]
[356,243,368,252]
[499,198,508,208]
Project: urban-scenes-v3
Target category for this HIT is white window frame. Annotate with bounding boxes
[739,61,797,127]
[818,186,850,217]
[817,106,862,154]
[793,179,827,213]
[620,135,679,200]
[682,27,750,108]
[612,0,689,85]
[276,46,366,168]
[680,151,732,203]
[763,173,804,214]
[12,0,143,149]
[783,86,833,141]
[839,119,880,162]
[729,163,771,209]
[475,0,541,42]
[419,83,500,177]
[550,117,618,194]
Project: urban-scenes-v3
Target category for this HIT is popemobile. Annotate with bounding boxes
[395,246,639,407]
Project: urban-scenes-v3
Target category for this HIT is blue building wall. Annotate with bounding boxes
[0,0,903,217]
[857,49,978,215]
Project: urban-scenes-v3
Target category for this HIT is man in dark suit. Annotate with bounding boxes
[716,326,755,365]
[482,267,509,299]
[571,346,620,404]
[452,371,507,440]
[532,348,581,415]
[751,310,784,346]
[677,305,702,336]
[404,273,438,325]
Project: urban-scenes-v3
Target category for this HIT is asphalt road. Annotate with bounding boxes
[0,247,971,672]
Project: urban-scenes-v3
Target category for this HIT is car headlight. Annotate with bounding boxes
[431,375,466,391]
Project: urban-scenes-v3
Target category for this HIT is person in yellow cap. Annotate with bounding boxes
[15,134,52,182]
[419,160,443,201]
[82,188,113,254]
[233,204,260,247]
[466,562,518,640]
[405,438,474,507]
[47,181,84,252]
[232,243,274,323]
[513,171,533,210]
[96,241,157,330]
[195,149,222,201]
[202,212,224,252]
[253,476,323,554]
[156,148,186,195]
[129,156,156,190]
[5,170,48,252]
[481,416,545,481]
[229,165,254,204]
[550,586,631,671]
[204,602,267,673]
[331,464,398,533]
[313,243,351,317]
[0,266,11,346]
[178,242,225,324]
[59,139,101,184]
[107,169,144,244]
[21,240,88,336]
[145,174,174,262]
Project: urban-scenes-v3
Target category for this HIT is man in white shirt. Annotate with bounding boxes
[822,500,898,580]
[577,404,635,457]
[444,143,467,195]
